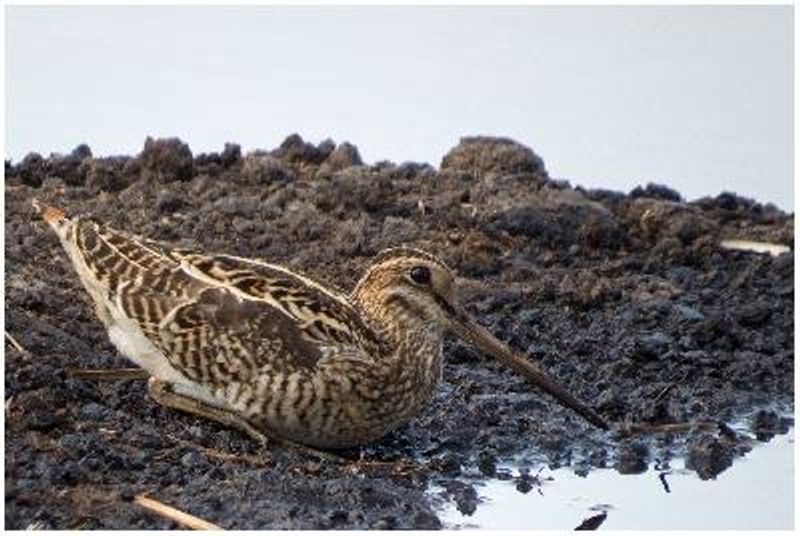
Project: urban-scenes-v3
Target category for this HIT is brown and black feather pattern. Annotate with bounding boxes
[40,206,448,448]
[71,218,382,379]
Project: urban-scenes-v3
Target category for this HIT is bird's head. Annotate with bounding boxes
[352,247,608,430]
[352,247,459,331]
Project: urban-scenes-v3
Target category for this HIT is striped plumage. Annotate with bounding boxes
[34,201,607,449]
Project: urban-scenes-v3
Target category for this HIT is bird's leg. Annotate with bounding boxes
[147,377,269,445]
[146,378,349,463]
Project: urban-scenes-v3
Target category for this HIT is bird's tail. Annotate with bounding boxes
[32,199,71,238]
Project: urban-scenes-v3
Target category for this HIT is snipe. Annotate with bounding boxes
[34,201,607,449]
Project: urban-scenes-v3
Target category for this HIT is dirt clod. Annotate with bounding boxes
[139,137,194,183]
[441,136,547,178]
[685,434,739,480]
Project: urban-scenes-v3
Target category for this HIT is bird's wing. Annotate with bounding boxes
[171,251,384,355]
[69,219,381,384]
[154,286,328,383]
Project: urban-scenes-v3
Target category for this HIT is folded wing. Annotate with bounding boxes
[70,219,383,387]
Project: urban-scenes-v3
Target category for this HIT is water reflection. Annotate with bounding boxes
[433,430,793,530]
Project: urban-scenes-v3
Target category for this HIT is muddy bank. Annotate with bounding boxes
[5,135,794,529]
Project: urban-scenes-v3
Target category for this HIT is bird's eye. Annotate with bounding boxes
[409,266,431,286]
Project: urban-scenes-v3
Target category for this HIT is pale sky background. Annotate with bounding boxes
[5,5,794,210]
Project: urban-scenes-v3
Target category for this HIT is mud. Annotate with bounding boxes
[4,135,794,529]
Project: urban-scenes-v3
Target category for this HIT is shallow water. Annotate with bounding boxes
[434,430,794,530]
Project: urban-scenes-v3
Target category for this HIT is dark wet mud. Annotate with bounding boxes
[5,135,794,529]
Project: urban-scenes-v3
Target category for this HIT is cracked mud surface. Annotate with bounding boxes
[5,135,794,529]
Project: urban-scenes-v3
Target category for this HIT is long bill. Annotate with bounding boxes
[450,308,610,430]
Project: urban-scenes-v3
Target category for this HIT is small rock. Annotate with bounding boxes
[477,449,497,477]
[489,206,571,247]
[317,138,336,155]
[55,461,84,485]
[633,332,674,362]
[514,469,535,494]
[442,481,479,516]
[232,217,256,234]
[80,402,108,420]
[220,143,241,166]
[206,466,226,480]
[137,430,162,450]
[327,510,348,527]
[17,152,47,187]
[630,183,683,203]
[139,137,194,182]
[750,409,792,441]
[241,153,293,184]
[588,448,608,468]
[736,301,772,327]
[119,487,136,502]
[316,142,363,176]
[51,159,87,187]
[82,158,129,193]
[440,136,547,178]
[180,449,204,468]
[156,191,186,214]
[632,198,714,245]
[59,432,92,454]
[713,191,749,211]
[614,441,649,474]
[129,449,151,469]
[213,196,260,216]
[384,161,435,180]
[13,388,66,430]
[771,250,793,275]
[272,133,331,165]
[70,144,93,160]
[412,511,442,530]
[194,152,222,167]
[675,304,705,322]
[685,435,734,480]
[436,452,463,476]
[371,516,396,530]
[380,217,420,244]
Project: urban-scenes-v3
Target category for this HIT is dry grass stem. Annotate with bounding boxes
[66,367,150,381]
[134,494,222,530]
[5,330,31,357]
[615,420,719,438]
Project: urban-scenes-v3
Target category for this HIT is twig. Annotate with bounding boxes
[652,371,689,406]
[5,330,31,357]
[134,494,222,530]
[652,382,678,405]
[614,420,719,439]
[66,367,150,381]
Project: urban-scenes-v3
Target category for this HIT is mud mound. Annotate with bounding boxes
[5,134,794,529]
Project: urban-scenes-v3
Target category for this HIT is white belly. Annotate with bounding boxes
[106,318,185,383]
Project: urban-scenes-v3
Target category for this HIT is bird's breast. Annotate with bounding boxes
[233,336,444,449]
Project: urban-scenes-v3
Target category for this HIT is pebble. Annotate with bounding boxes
[156,191,186,214]
[633,332,674,361]
[675,304,705,322]
[614,441,650,474]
